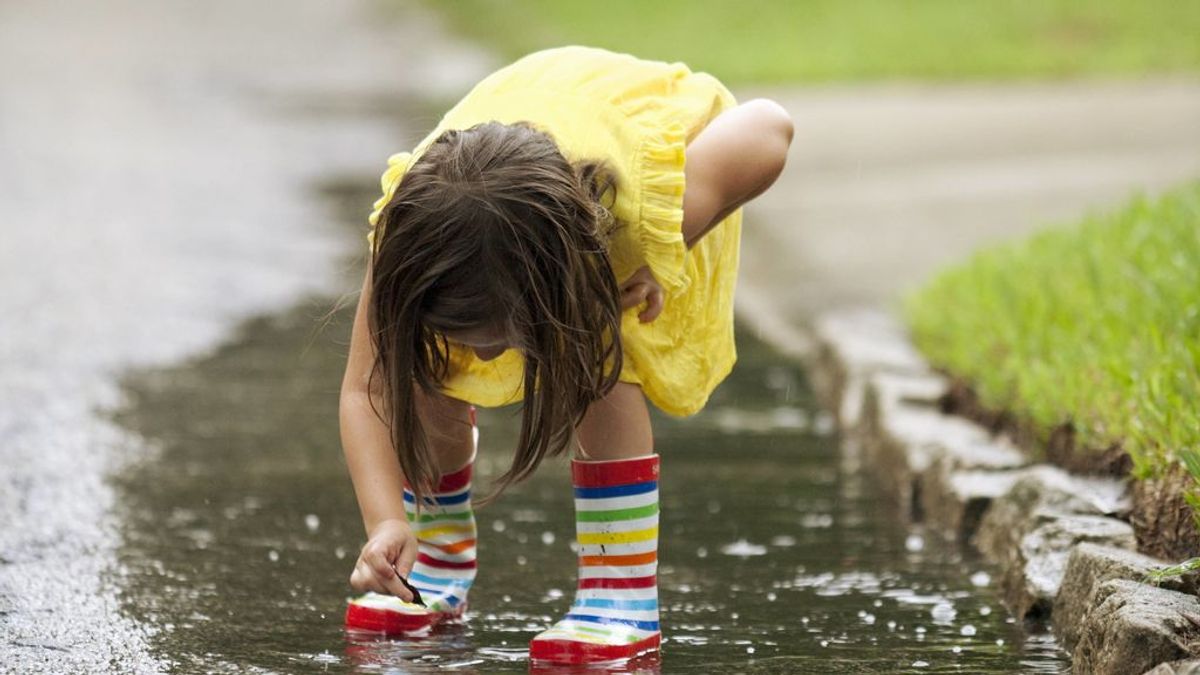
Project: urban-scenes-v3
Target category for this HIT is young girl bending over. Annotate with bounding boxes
[339,45,793,664]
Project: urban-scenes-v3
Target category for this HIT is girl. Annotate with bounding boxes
[339,45,792,664]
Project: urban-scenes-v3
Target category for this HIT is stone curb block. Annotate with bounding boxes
[1057,543,1200,652]
[970,457,1135,621]
[1074,580,1200,675]
[860,373,1027,525]
[922,467,1023,543]
[810,308,930,429]
[982,511,1135,620]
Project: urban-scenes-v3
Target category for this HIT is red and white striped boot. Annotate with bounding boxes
[529,454,662,664]
[344,420,479,634]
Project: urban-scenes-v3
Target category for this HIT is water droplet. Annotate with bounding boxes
[970,571,990,587]
[995,638,1005,646]
[801,617,809,624]
[267,550,279,562]
[952,646,962,654]
[492,520,507,532]
[696,547,708,558]
[912,661,929,668]
[819,640,829,648]
[546,588,563,599]
[801,513,834,528]
[931,602,956,624]
[746,646,755,654]
[502,595,511,603]
[905,534,925,552]
[516,555,527,566]
[304,514,320,533]
[766,592,777,602]
[861,613,876,625]
[311,651,338,664]
[961,624,977,636]
[334,546,346,560]
[720,539,767,557]
[873,599,882,608]
[915,626,926,634]
[887,620,897,631]
[770,535,797,547]
[541,531,555,545]
[979,605,992,616]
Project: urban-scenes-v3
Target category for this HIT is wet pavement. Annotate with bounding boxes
[104,184,1069,672]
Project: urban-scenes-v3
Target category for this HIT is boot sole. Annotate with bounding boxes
[344,601,465,635]
[528,633,661,664]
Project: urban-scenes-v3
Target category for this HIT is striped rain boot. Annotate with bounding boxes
[344,422,479,634]
[529,454,661,664]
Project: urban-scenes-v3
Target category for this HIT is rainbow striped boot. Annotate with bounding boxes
[529,454,661,664]
[344,425,479,634]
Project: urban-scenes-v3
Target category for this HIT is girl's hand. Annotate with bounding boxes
[620,266,664,323]
[349,518,420,601]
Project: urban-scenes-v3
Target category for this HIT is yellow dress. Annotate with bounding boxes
[366,45,742,417]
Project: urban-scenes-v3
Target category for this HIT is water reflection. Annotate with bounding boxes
[343,626,661,673]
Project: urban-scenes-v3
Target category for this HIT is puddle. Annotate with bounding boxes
[110,309,1068,673]
[106,184,1068,673]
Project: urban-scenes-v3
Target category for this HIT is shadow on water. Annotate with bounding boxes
[109,184,1068,674]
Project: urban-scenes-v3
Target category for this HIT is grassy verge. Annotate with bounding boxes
[905,182,1200,502]
[423,0,1200,84]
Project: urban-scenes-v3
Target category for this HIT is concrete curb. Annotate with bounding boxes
[805,307,1200,674]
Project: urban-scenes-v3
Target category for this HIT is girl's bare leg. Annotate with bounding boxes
[574,381,653,459]
[414,387,476,471]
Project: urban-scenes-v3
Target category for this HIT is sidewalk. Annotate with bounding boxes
[732,79,1200,352]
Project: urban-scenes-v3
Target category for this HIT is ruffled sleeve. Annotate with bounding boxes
[634,119,690,296]
[366,151,415,255]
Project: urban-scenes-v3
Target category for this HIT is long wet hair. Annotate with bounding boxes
[367,120,624,506]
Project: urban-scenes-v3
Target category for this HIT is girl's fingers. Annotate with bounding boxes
[639,288,664,323]
[364,549,413,601]
[350,560,385,594]
[394,541,418,580]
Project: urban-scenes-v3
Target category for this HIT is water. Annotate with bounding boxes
[108,187,1068,673]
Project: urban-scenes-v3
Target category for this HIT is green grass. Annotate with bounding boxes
[423,0,1200,84]
[905,182,1200,491]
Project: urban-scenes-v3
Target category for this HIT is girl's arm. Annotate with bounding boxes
[340,263,418,599]
[341,264,410,535]
[340,261,476,599]
[681,98,794,247]
[620,99,793,322]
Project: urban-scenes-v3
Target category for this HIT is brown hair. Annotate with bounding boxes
[367,120,623,506]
